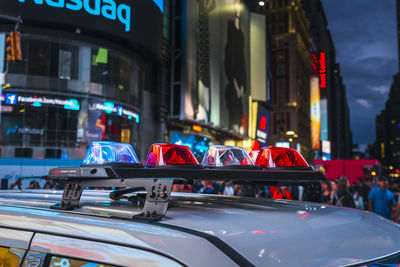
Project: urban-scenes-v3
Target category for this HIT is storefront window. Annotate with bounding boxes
[0,33,144,158]
[87,98,139,145]
[0,96,79,148]
[0,94,140,154]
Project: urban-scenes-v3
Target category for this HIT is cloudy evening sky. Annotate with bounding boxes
[321,0,397,146]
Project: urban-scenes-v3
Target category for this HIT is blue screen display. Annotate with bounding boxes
[170,132,210,160]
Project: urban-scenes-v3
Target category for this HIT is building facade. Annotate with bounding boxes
[267,0,313,161]
[303,0,352,160]
[167,0,271,160]
[375,73,400,168]
[375,0,400,169]
[0,0,166,160]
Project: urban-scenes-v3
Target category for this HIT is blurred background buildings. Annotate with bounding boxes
[0,0,355,180]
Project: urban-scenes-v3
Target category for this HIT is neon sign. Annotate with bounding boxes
[1,105,14,113]
[17,96,80,110]
[1,94,80,110]
[89,101,139,123]
[6,94,17,105]
[311,53,319,74]
[17,0,132,32]
[6,125,44,136]
[319,52,327,88]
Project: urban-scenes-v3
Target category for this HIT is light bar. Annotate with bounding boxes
[145,144,199,167]
[202,145,254,167]
[83,141,140,165]
[255,147,309,168]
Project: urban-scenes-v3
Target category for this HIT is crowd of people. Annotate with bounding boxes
[9,179,56,190]
[173,176,400,223]
[321,176,399,222]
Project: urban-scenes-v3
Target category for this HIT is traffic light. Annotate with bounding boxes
[5,31,22,62]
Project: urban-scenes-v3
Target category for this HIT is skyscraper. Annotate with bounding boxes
[267,0,313,161]
[374,0,400,168]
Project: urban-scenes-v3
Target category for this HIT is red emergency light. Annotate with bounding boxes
[145,144,199,167]
[249,150,260,163]
[255,147,309,168]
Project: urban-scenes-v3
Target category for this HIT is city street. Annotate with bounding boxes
[0,0,399,266]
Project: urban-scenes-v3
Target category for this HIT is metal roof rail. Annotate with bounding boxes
[48,164,326,221]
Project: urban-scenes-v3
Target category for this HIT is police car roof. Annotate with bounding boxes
[0,189,399,267]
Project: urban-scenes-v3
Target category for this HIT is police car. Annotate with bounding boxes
[0,142,399,267]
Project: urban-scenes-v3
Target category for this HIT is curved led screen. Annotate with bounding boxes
[0,0,163,58]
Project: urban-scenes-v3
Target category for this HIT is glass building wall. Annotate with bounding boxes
[0,34,144,159]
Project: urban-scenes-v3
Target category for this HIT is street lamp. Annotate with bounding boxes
[258,1,265,6]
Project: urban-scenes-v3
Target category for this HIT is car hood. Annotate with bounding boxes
[163,194,400,267]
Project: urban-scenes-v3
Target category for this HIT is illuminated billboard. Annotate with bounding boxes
[320,99,328,140]
[182,0,250,136]
[1,0,163,57]
[310,76,321,150]
[170,132,210,160]
[322,140,331,160]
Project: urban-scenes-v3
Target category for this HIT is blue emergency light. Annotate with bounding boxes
[83,141,140,165]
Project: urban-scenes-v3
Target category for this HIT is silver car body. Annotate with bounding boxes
[0,190,399,267]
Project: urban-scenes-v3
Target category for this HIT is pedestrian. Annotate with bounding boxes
[329,180,338,205]
[199,181,218,194]
[43,181,53,189]
[10,178,22,190]
[29,181,41,189]
[358,177,370,210]
[322,181,331,204]
[332,177,355,208]
[353,187,364,210]
[272,186,292,200]
[219,180,234,196]
[368,177,396,220]
[172,184,192,192]
[234,184,242,196]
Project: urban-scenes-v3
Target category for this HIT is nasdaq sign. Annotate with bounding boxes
[17,0,132,31]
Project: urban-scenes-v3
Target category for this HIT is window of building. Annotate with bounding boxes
[279,92,285,106]
[276,11,286,21]
[277,22,286,33]
[277,39,285,49]
[2,100,79,148]
[90,48,132,92]
[58,50,72,79]
[277,64,285,76]
[286,112,291,130]
[4,34,142,105]
[14,148,33,158]
[45,148,62,159]
[277,79,285,90]
[277,52,285,62]
[27,39,50,76]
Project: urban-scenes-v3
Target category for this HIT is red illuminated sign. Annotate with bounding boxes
[311,52,327,88]
[0,105,13,113]
[260,116,267,131]
[312,53,319,74]
[319,52,327,88]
